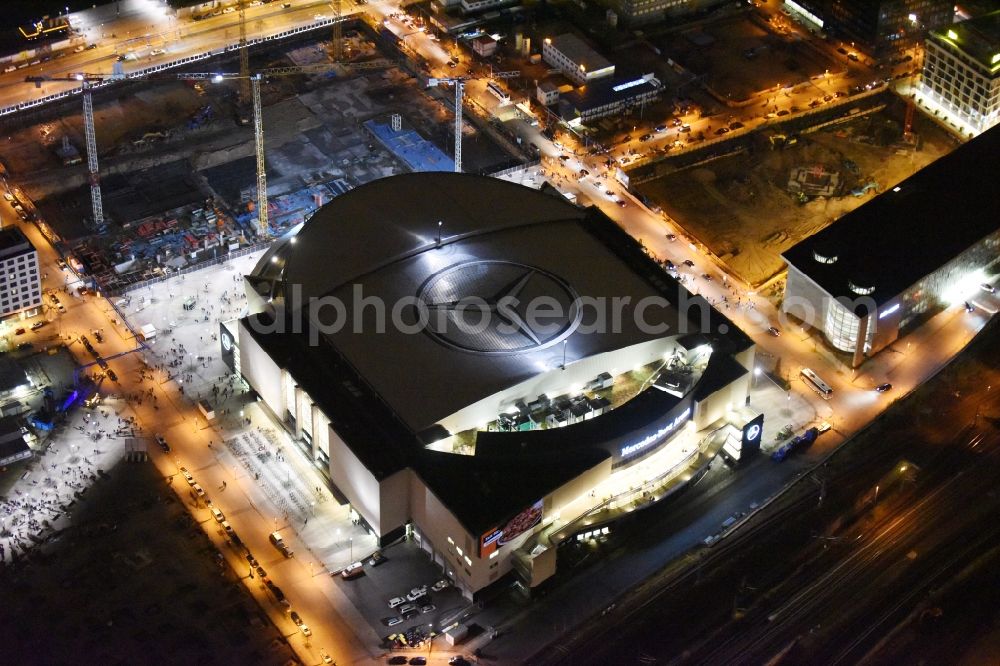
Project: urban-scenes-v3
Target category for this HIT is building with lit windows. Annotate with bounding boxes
[781,125,1000,367]
[918,10,1000,136]
[784,0,953,57]
[0,228,42,320]
[233,173,758,599]
[613,0,727,26]
[542,34,615,86]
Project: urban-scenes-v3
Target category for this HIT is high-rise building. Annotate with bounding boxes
[0,227,42,320]
[784,0,953,57]
[918,10,1000,136]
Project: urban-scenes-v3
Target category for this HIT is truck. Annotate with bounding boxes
[771,427,818,462]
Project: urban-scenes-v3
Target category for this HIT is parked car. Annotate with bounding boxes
[875,383,893,393]
[388,596,406,609]
[290,611,303,626]
[300,624,312,637]
[31,321,47,331]
[431,579,449,592]
[767,326,781,337]
[406,585,428,601]
[386,616,403,627]
[368,551,386,567]
[683,259,695,268]
[211,507,225,522]
[340,561,365,580]
[980,282,996,294]
[420,604,436,614]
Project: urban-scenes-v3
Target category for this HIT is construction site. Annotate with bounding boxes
[1,19,515,295]
[634,96,959,290]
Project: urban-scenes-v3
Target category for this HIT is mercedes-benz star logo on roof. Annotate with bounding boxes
[417,260,582,355]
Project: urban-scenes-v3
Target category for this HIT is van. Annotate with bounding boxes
[269,531,293,558]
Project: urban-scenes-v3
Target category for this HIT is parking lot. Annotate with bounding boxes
[334,539,469,650]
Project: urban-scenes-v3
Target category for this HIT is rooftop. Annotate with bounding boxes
[930,10,1000,73]
[560,73,662,117]
[546,34,614,76]
[0,227,33,259]
[782,123,1000,307]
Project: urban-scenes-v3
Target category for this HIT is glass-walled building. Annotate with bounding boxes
[782,124,1000,367]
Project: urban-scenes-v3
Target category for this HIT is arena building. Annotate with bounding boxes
[782,124,1000,368]
[233,173,756,598]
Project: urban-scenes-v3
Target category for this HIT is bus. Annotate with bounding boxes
[800,368,833,398]
[486,81,511,104]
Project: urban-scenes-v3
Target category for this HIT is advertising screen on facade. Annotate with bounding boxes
[479,499,544,558]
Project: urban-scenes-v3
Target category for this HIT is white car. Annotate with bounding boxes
[211,507,225,522]
[388,596,406,609]
[300,624,312,637]
[981,282,996,294]
[431,579,449,592]
[406,585,428,601]
[150,48,165,56]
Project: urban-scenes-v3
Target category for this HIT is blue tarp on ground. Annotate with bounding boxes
[363,119,455,173]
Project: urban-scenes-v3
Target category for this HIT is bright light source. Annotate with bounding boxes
[212,74,223,83]
[754,367,762,376]
[75,73,84,81]
[947,29,957,40]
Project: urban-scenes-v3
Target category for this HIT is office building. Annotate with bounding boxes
[918,10,1000,136]
[782,125,1000,367]
[0,228,42,320]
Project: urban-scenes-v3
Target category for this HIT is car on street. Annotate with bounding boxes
[449,657,471,666]
[578,168,589,177]
[981,282,996,294]
[654,124,667,132]
[665,233,677,241]
[321,651,334,664]
[300,624,312,637]
[155,434,170,452]
[211,507,225,522]
[729,121,744,130]
[388,596,406,609]
[409,658,427,665]
[683,259,695,268]
[191,483,206,498]
[639,133,652,141]
[678,124,691,133]
[255,565,267,579]
[341,561,365,580]
[221,520,234,536]
[387,657,408,664]
[406,585,428,601]
[431,579,449,592]
[875,383,893,393]
[714,127,730,135]
[777,109,790,116]
[420,604,436,614]
[817,421,832,433]
[701,273,713,281]
[386,616,403,627]
[368,551,387,567]
[964,301,976,312]
[245,552,258,567]
[767,326,781,337]
[399,603,419,618]
[14,328,25,336]
[179,467,194,484]
[30,320,47,331]
[290,611,303,626]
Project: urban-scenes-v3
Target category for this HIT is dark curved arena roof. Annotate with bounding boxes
[253,172,695,435]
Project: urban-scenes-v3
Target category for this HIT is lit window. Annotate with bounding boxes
[489,550,499,560]
[446,536,454,545]
[813,251,838,264]
[464,555,472,566]
[848,280,875,296]
[456,546,463,556]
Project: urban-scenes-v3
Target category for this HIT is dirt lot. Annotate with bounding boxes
[636,102,958,286]
[655,14,841,104]
[0,461,296,665]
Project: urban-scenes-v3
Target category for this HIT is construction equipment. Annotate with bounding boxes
[176,60,391,237]
[25,60,391,238]
[425,72,518,173]
[330,0,343,61]
[238,0,251,108]
[26,72,120,228]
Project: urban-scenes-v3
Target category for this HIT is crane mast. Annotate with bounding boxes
[81,81,104,227]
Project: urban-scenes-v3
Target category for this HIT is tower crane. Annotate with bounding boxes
[426,72,519,173]
[26,60,392,238]
[26,72,123,228]
[238,0,251,107]
[330,0,343,62]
